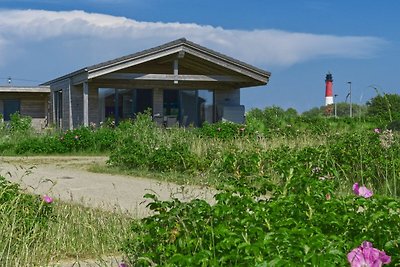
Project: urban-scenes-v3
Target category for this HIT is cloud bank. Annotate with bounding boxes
[0,9,386,69]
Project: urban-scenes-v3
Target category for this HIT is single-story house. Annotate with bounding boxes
[0,86,50,129]
[42,38,271,129]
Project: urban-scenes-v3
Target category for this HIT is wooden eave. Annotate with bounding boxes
[0,86,50,93]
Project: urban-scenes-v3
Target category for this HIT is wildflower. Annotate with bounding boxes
[74,135,79,140]
[325,193,331,200]
[379,129,394,149]
[312,167,322,174]
[119,262,128,267]
[374,128,381,134]
[240,127,245,132]
[353,183,373,198]
[42,195,53,204]
[347,241,391,267]
[217,127,221,131]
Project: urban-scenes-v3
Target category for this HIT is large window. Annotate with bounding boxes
[99,88,153,123]
[163,89,214,126]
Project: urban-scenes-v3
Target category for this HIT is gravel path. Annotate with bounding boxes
[0,156,216,218]
[0,156,218,266]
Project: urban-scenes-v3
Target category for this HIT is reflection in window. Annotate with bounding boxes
[163,90,179,116]
[198,90,214,125]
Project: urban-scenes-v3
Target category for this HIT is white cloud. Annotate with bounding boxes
[0,9,386,69]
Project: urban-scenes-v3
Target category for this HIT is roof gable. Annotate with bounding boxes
[43,38,270,86]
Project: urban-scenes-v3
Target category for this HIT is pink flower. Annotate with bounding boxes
[119,262,128,267]
[347,241,391,267]
[42,195,53,204]
[353,183,373,198]
[374,128,381,134]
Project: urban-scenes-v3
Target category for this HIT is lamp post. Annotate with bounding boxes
[334,94,338,118]
[347,81,352,118]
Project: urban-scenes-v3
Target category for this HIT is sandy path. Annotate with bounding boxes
[0,156,215,218]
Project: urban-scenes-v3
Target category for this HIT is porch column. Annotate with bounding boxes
[68,79,73,130]
[114,89,119,125]
[83,82,89,127]
[152,88,163,116]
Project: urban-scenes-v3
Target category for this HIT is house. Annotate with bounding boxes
[0,86,50,129]
[42,38,271,129]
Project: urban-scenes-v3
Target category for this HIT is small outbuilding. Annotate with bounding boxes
[42,38,271,129]
[0,86,50,129]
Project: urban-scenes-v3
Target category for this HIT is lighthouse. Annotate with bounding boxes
[325,73,333,106]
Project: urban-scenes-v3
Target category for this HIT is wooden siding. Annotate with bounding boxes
[215,89,240,106]
[0,92,48,118]
[88,86,99,125]
[71,84,83,128]
[0,92,49,130]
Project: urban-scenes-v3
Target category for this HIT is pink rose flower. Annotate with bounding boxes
[348,241,391,267]
[353,183,373,198]
[42,195,53,204]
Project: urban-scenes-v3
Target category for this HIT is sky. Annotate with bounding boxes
[0,0,399,112]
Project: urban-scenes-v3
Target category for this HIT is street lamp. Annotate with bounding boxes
[334,94,338,118]
[347,81,352,118]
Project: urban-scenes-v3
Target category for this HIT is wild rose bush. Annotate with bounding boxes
[122,178,400,266]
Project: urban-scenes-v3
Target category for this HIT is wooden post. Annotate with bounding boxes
[173,59,178,84]
[83,82,89,127]
[114,88,119,125]
[68,79,73,130]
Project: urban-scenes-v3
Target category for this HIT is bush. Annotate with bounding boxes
[9,112,32,133]
[122,178,400,266]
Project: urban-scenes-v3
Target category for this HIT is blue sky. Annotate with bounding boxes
[0,0,399,112]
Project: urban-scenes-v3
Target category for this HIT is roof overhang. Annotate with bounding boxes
[42,38,271,88]
[0,86,50,93]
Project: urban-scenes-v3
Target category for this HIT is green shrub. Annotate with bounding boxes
[122,177,400,266]
[9,112,32,133]
[388,120,400,131]
[197,121,252,140]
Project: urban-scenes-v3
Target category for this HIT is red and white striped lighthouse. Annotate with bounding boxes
[325,73,333,106]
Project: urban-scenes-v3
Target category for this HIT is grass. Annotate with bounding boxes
[88,162,220,187]
[0,196,134,267]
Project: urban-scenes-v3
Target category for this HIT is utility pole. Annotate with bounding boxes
[334,94,338,118]
[347,81,352,118]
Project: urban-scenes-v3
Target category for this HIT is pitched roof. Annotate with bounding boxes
[42,38,270,86]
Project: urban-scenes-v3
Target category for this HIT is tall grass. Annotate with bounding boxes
[0,181,134,267]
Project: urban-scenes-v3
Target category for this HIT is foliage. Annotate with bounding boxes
[388,120,400,132]
[301,102,367,118]
[197,121,251,140]
[122,177,400,266]
[0,125,117,155]
[9,112,32,133]
[0,175,53,236]
[367,93,400,122]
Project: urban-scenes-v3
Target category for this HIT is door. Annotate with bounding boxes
[3,100,21,121]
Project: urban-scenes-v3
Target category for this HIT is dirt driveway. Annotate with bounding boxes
[0,156,215,218]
